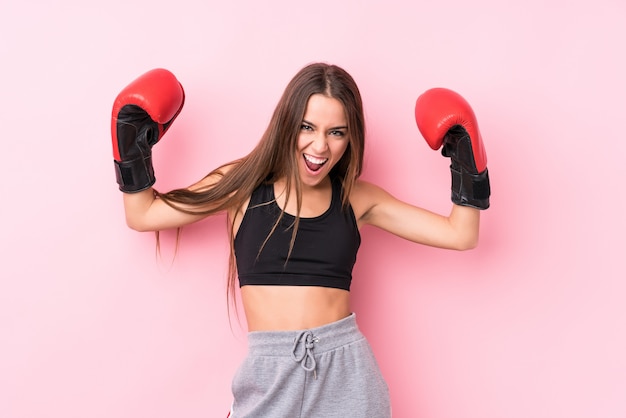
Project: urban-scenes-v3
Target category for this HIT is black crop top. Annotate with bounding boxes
[234,179,361,291]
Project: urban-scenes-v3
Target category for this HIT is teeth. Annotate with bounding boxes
[304,154,328,165]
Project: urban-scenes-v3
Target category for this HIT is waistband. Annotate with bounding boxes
[246,313,363,356]
[246,313,363,378]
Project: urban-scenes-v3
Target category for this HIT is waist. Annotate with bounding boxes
[241,285,351,331]
[246,313,362,356]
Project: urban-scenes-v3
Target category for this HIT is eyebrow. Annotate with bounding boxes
[302,120,348,130]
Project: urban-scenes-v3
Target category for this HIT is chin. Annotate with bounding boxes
[298,165,331,187]
[300,175,327,188]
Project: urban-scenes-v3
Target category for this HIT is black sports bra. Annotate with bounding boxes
[234,179,361,291]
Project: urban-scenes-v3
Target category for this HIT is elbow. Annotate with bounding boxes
[125,215,151,232]
[126,219,143,232]
[454,233,479,251]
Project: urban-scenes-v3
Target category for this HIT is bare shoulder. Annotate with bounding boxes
[349,179,394,225]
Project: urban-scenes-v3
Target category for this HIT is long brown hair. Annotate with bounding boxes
[155,62,366,308]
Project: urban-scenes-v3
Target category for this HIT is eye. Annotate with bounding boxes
[300,124,313,131]
[329,130,346,137]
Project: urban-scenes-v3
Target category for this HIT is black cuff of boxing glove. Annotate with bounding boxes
[114,156,156,193]
[450,166,491,210]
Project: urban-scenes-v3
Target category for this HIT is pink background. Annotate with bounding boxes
[2,0,625,417]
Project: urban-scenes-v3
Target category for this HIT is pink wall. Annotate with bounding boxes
[2,0,625,417]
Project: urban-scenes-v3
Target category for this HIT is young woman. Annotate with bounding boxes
[110,63,490,417]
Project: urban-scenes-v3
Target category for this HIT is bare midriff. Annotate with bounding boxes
[241,285,351,331]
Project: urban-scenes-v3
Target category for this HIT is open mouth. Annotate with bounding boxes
[303,154,328,172]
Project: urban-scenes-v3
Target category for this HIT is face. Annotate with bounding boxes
[296,94,349,188]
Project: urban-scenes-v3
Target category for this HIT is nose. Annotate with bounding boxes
[310,132,329,154]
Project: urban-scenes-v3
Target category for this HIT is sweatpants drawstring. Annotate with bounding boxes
[291,330,319,379]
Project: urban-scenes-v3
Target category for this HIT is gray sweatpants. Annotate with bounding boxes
[230,313,391,417]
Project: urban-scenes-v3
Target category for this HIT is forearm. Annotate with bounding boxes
[123,189,156,231]
[123,189,208,232]
[447,204,480,250]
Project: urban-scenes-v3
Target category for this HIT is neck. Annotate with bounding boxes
[276,175,332,196]
[274,176,333,218]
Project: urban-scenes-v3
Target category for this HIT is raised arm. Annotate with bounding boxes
[111,69,220,232]
[353,88,490,250]
[121,177,222,232]
[353,181,480,250]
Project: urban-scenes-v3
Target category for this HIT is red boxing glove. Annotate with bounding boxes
[111,68,185,193]
[415,88,490,209]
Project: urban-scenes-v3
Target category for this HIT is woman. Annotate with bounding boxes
[111,63,490,417]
